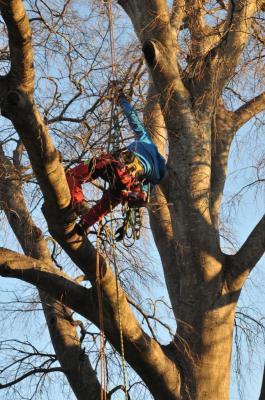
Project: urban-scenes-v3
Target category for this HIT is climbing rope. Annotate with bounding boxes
[104,0,143,244]
[112,238,129,400]
[100,1,129,399]
[96,223,108,400]
[105,0,120,153]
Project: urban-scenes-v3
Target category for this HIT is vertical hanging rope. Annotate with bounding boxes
[96,224,107,400]
[105,0,121,153]
[112,242,129,400]
[103,1,128,398]
[107,0,118,81]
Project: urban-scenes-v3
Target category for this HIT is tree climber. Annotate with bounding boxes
[65,93,166,235]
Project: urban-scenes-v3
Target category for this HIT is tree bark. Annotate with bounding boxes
[118,1,265,399]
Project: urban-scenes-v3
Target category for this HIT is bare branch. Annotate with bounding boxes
[185,0,207,57]
[213,0,258,93]
[216,0,228,10]
[170,0,186,34]
[0,367,63,389]
[185,0,263,105]
[233,92,265,130]
[0,0,34,94]
[143,83,182,317]
[210,102,235,227]
[211,90,265,227]
[144,83,168,160]
[226,215,265,291]
[0,248,92,312]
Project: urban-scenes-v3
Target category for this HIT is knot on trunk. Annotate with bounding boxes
[1,90,31,120]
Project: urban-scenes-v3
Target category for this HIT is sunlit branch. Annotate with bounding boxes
[117,0,170,42]
[0,248,92,310]
[212,0,258,93]
[210,103,235,227]
[226,214,265,290]
[233,92,265,130]
[170,0,186,34]
[185,0,207,57]
[0,0,34,94]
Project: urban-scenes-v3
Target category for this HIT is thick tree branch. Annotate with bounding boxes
[210,101,235,227]
[185,0,207,57]
[212,0,258,93]
[233,92,265,130]
[144,83,183,318]
[118,0,171,42]
[118,0,197,135]
[0,247,182,400]
[149,186,181,316]
[225,214,265,291]
[1,94,72,209]
[211,92,265,227]
[170,0,186,35]
[144,83,168,161]
[118,0,183,99]
[184,0,262,109]
[0,248,95,313]
[0,0,34,94]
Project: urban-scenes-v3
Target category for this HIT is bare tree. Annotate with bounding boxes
[0,1,264,399]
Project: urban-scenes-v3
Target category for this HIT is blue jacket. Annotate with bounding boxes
[119,97,166,185]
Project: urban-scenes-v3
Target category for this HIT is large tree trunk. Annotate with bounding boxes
[176,297,237,398]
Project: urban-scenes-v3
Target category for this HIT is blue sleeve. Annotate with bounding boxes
[142,182,150,194]
[119,97,152,143]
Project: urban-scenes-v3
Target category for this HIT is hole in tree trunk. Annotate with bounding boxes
[143,41,156,67]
